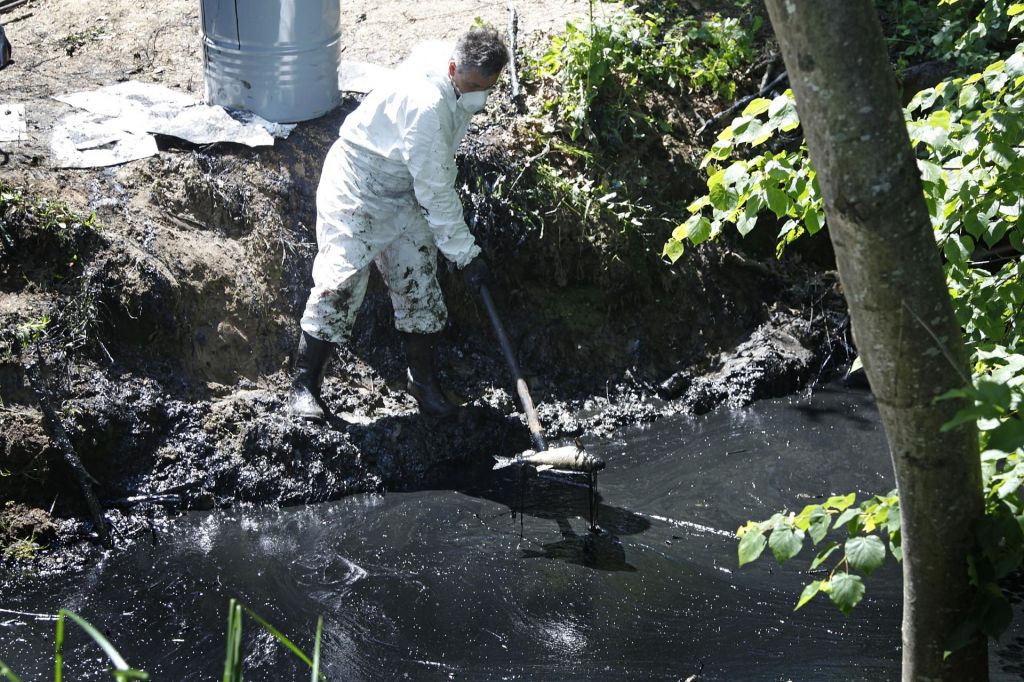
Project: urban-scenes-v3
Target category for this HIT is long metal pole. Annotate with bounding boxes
[479,284,547,453]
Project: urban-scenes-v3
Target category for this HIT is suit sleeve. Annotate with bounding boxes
[401,105,481,268]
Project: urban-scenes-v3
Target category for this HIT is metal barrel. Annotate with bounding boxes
[200,0,341,123]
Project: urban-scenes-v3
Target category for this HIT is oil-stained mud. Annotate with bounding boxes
[3,386,1022,680]
[0,1,850,571]
[0,138,847,569]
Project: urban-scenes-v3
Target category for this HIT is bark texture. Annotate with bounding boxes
[762,2,986,680]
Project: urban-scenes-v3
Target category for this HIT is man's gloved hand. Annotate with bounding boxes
[462,256,491,292]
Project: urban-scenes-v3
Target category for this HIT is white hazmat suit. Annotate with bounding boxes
[300,62,482,344]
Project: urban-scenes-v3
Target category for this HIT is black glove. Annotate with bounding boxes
[462,256,491,292]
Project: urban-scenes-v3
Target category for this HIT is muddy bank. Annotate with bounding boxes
[0,0,851,570]
[0,111,849,570]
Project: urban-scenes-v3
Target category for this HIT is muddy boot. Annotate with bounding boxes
[287,331,336,423]
[401,332,457,418]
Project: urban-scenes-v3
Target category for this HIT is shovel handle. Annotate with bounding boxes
[479,284,548,453]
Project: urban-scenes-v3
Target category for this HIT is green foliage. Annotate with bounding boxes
[527,5,758,145]
[0,181,100,257]
[907,49,1024,353]
[512,4,762,273]
[1,533,44,562]
[664,90,812,261]
[878,0,1023,69]
[2,601,324,681]
[223,599,328,682]
[736,492,900,613]
[55,609,149,681]
[0,182,104,358]
[686,3,1024,639]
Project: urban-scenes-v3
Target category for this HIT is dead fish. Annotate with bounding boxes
[493,444,606,473]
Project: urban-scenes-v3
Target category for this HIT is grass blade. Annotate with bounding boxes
[56,610,149,680]
[54,609,65,682]
[310,616,323,682]
[241,606,314,668]
[222,599,243,682]
[0,659,23,682]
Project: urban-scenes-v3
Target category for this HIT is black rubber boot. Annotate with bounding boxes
[287,331,336,423]
[401,332,457,418]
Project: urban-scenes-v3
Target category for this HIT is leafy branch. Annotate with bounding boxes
[737,492,899,614]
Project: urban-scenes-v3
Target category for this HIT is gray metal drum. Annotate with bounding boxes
[200,0,341,123]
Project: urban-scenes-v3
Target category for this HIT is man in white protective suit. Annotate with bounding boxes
[287,28,508,424]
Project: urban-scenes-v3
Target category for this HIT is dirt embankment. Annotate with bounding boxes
[0,0,850,570]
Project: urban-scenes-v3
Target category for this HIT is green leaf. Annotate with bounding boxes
[963,211,986,238]
[810,541,841,570]
[977,380,1012,409]
[738,528,767,566]
[687,195,711,213]
[944,620,978,660]
[987,418,1024,453]
[976,511,1024,579]
[736,209,758,236]
[687,216,713,245]
[824,493,856,511]
[928,109,951,130]
[917,159,944,184]
[741,97,771,117]
[723,162,748,186]
[943,234,973,264]
[845,535,886,575]
[795,580,823,610]
[733,119,767,145]
[977,583,1013,638]
[663,239,684,263]
[808,507,831,544]
[828,573,866,615]
[768,526,805,564]
[804,207,824,235]
[891,538,903,562]
[243,605,323,676]
[709,180,739,211]
[959,84,980,109]
[767,93,800,131]
[766,187,790,217]
[1005,51,1024,78]
[834,507,861,530]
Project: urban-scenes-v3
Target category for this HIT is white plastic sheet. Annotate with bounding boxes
[50,112,159,169]
[50,80,297,167]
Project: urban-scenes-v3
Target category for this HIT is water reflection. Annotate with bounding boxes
[520,519,637,572]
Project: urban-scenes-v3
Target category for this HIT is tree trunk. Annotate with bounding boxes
[762,2,986,680]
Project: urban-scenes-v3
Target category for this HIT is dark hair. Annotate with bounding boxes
[453,27,509,77]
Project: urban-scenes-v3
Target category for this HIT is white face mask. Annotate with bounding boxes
[457,88,491,114]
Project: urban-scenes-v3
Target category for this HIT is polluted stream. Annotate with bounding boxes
[3,385,1023,680]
